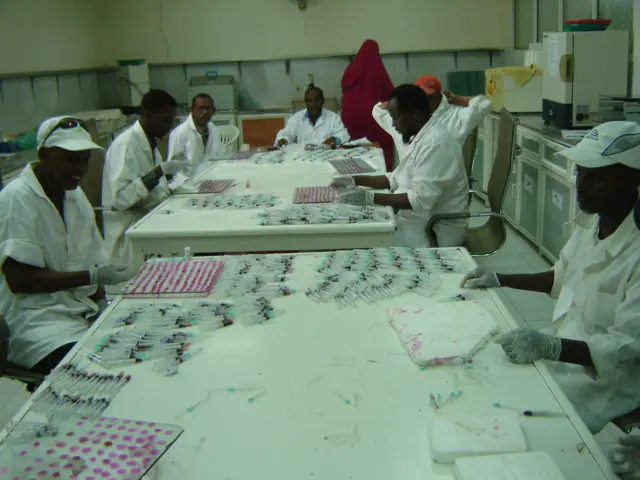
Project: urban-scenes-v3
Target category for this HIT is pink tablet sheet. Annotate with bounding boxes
[196,179,234,194]
[122,259,224,297]
[1,416,183,480]
[293,186,340,204]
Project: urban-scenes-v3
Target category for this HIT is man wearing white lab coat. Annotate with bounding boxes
[275,85,350,148]
[102,89,188,266]
[168,93,224,178]
[0,117,133,381]
[372,75,491,162]
[461,121,640,434]
[331,84,468,248]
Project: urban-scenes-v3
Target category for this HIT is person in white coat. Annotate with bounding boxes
[331,84,468,247]
[168,93,224,178]
[372,75,491,162]
[0,116,133,384]
[102,89,188,266]
[460,121,640,434]
[275,85,350,148]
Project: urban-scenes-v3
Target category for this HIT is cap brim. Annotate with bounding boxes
[40,138,103,152]
[554,144,616,169]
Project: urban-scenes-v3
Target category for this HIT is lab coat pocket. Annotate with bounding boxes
[585,291,620,331]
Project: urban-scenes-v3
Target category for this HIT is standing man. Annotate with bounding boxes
[102,89,188,265]
[168,93,224,178]
[331,84,468,247]
[275,85,350,148]
[461,122,640,435]
[0,116,132,381]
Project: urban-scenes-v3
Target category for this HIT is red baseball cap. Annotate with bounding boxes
[414,75,442,95]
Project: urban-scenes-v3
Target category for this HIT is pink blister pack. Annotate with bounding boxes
[293,187,340,204]
[0,416,183,480]
[196,180,234,194]
[122,259,224,298]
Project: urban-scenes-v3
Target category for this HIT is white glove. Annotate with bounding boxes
[161,160,190,176]
[610,436,640,479]
[337,187,375,206]
[329,176,356,189]
[90,264,134,286]
[494,327,562,364]
[460,267,500,288]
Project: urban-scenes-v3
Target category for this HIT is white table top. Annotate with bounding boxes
[0,249,616,480]
[128,162,394,239]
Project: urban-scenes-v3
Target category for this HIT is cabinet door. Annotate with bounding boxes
[541,170,575,262]
[518,157,542,243]
[542,140,570,178]
[502,158,519,228]
[471,135,485,191]
[240,117,286,148]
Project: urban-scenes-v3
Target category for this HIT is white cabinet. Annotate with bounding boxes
[518,156,543,244]
[540,169,576,262]
[542,139,571,178]
[502,157,519,228]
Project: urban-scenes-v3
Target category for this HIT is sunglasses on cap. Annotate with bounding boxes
[41,117,88,147]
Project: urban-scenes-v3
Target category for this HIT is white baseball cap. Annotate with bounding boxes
[37,116,103,151]
[555,121,640,170]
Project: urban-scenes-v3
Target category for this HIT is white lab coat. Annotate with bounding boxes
[387,120,469,247]
[168,114,224,178]
[545,211,640,433]
[372,94,492,163]
[0,164,109,368]
[275,109,350,146]
[102,121,170,265]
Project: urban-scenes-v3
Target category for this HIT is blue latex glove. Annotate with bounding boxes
[337,187,374,206]
[494,327,562,364]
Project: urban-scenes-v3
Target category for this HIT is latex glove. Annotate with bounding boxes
[277,138,288,148]
[337,187,374,206]
[609,436,640,478]
[161,159,190,176]
[90,264,134,286]
[329,176,356,189]
[494,327,562,364]
[460,267,500,288]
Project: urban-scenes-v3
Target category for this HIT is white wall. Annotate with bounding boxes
[0,0,101,75]
[96,0,512,65]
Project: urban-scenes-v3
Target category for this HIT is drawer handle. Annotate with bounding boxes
[511,183,518,198]
[562,221,572,238]
[514,145,522,156]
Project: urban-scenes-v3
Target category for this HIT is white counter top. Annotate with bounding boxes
[0,249,616,480]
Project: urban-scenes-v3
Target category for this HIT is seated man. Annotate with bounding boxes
[331,84,468,248]
[102,89,188,265]
[168,93,224,178]
[0,116,132,378]
[275,85,350,148]
[461,121,640,434]
[373,75,491,161]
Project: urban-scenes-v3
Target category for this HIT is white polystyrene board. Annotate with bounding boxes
[454,451,566,480]
[388,300,500,366]
[431,412,528,464]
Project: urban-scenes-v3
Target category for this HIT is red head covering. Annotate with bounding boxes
[415,75,442,95]
[341,39,395,170]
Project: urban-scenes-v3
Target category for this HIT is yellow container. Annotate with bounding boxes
[485,66,543,113]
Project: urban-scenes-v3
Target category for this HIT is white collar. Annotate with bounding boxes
[429,94,450,121]
[187,114,211,134]
[21,163,50,200]
[581,209,638,257]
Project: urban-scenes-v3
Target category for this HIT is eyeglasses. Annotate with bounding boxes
[41,117,88,148]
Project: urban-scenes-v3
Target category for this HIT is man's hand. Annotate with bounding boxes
[323,137,338,149]
[609,436,640,478]
[494,328,562,364]
[379,102,389,110]
[337,187,374,206]
[445,91,456,103]
[329,176,356,189]
[277,138,288,148]
[161,160,190,176]
[460,267,500,288]
[90,264,135,286]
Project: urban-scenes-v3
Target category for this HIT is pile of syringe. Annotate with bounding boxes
[257,204,392,226]
[31,364,131,418]
[305,248,460,307]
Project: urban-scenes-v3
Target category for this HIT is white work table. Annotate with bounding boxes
[127,162,395,266]
[0,249,617,480]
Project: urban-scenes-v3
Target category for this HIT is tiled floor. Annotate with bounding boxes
[0,217,631,458]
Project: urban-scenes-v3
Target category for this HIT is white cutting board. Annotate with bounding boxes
[454,451,566,480]
[431,412,527,464]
